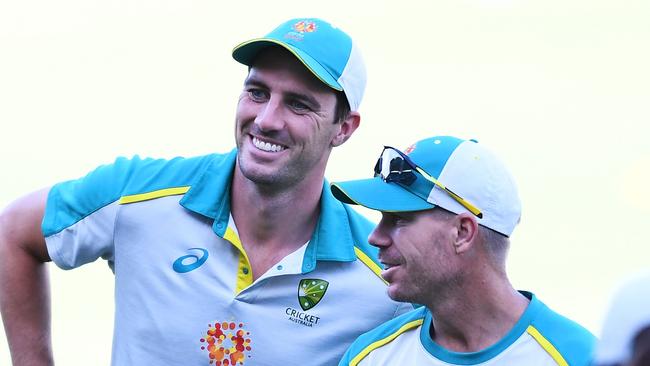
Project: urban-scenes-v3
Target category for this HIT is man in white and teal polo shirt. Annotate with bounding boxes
[332,136,596,366]
[0,18,411,365]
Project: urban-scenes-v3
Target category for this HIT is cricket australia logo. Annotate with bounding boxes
[285,279,329,327]
[298,279,329,310]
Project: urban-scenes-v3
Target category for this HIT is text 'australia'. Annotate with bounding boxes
[285,307,321,327]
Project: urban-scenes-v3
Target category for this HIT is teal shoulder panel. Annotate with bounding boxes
[530,301,597,366]
[339,307,427,366]
[42,153,220,237]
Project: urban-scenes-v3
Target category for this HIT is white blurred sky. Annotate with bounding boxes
[1,0,649,364]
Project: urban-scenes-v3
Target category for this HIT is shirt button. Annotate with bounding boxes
[276,265,283,271]
[242,267,249,275]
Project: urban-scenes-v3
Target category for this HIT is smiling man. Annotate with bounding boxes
[0,18,410,366]
[332,136,596,366]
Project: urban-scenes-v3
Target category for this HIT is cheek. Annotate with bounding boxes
[405,234,440,264]
[236,97,258,120]
[288,119,322,143]
[235,101,247,118]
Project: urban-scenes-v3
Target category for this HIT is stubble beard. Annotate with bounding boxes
[388,265,465,306]
[236,150,305,192]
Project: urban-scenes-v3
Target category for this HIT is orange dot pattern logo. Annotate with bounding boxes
[200,321,252,365]
[293,20,317,33]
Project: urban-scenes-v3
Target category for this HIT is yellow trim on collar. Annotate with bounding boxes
[354,247,387,285]
[119,186,190,204]
[526,325,568,366]
[224,227,253,294]
[349,319,424,366]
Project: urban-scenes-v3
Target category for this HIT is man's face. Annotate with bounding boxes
[369,209,462,303]
[234,47,341,188]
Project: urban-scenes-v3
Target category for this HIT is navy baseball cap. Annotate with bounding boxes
[232,18,366,111]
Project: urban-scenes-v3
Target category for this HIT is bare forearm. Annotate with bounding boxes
[0,188,54,365]
[0,248,53,365]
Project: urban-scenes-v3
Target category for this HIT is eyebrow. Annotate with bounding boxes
[244,75,322,110]
[243,76,266,89]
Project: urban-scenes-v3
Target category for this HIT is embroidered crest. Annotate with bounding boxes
[298,279,329,311]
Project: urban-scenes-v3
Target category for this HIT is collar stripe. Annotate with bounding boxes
[526,325,568,366]
[223,227,254,294]
[349,319,424,366]
[354,247,387,284]
[119,186,190,204]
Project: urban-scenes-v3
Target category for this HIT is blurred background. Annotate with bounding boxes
[1,0,649,363]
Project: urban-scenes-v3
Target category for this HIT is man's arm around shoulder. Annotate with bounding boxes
[0,188,54,365]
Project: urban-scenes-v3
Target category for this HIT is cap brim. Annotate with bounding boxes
[232,38,342,91]
[331,177,435,212]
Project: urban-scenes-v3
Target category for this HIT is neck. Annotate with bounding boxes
[424,272,529,353]
[230,163,324,277]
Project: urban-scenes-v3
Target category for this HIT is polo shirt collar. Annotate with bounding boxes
[180,148,237,223]
[419,291,541,363]
[180,149,357,267]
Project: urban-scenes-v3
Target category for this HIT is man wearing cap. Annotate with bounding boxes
[0,18,410,365]
[332,136,596,366]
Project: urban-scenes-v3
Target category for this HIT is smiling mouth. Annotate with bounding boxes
[380,263,400,283]
[381,262,399,270]
[252,136,287,153]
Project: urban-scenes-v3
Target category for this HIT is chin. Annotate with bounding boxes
[387,286,419,304]
[239,159,298,188]
[387,287,407,302]
[239,165,279,186]
[237,154,270,181]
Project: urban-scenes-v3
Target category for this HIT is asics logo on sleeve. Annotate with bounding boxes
[172,248,209,273]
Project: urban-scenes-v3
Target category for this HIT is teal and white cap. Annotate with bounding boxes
[232,18,366,111]
[331,136,522,237]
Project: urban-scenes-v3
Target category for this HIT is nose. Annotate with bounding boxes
[254,97,284,132]
[368,217,391,249]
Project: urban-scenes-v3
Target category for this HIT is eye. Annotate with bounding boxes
[288,99,311,112]
[379,212,411,231]
[383,212,401,223]
[392,212,415,225]
[247,88,267,102]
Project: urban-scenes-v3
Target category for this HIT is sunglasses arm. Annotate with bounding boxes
[414,166,483,219]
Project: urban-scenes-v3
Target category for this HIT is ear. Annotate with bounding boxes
[331,112,361,147]
[453,213,480,255]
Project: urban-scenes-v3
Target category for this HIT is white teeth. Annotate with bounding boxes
[252,137,286,152]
